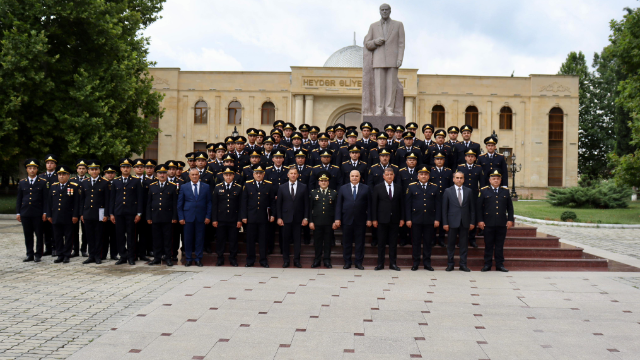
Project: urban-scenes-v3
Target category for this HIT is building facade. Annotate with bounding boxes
[147,45,578,191]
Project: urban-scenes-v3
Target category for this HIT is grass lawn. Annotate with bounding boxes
[513,200,640,224]
[0,194,16,214]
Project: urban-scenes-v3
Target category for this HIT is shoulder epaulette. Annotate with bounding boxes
[391,164,398,168]
[409,182,417,186]
[457,164,465,167]
[150,181,158,185]
[266,166,273,169]
[206,170,213,173]
[399,167,407,171]
[246,180,254,183]
[340,145,347,149]
[481,186,489,189]
[429,182,437,186]
[331,165,339,168]
[132,175,139,178]
[342,161,349,164]
[445,167,451,170]
[264,180,272,184]
[234,183,241,187]
[39,178,46,181]
[53,182,60,185]
[168,181,176,185]
[69,182,78,186]
[502,186,509,189]
[20,178,26,182]
[371,164,379,167]
[313,165,321,168]
[361,161,367,164]
[243,165,250,169]
[479,154,486,157]
[115,176,122,179]
[215,183,223,187]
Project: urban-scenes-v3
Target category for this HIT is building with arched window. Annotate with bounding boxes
[148,44,578,191]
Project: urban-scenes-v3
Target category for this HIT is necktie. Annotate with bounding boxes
[352,186,357,200]
[257,182,260,189]
[422,184,426,191]
[61,184,65,191]
[194,184,199,198]
[457,187,462,205]
[291,184,295,199]
[160,182,164,190]
[199,171,203,176]
[388,184,392,200]
[30,179,34,186]
[409,170,413,175]
[226,184,230,191]
[124,177,127,185]
[495,188,498,194]
[92,179,95,187]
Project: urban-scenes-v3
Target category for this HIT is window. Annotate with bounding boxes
[500,106,513,129]
[335,111,362,129]
[143,115,159,161]
[548,107,564,187]
[261,102,275,125]
[194,101,208,124]
[228,101,242,125]
[193,142,207,152]
[465,106,479,128]
[431,105,445,128]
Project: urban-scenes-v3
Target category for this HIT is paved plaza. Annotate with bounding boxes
[1,219,640,360]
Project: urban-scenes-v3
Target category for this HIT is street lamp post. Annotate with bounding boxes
[232,126,239,138]
[504,151,522,200]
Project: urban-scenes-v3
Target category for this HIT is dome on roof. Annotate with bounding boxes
[323,45,363,68]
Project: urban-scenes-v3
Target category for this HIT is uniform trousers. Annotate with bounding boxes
[483,226,507,268]
[216,222,238,260]
[101,221,117,259]
[53,223,74,257]
[342,223,366,265]
[376,223,398,267]
[21,216,43,257]
[281,222,302,262]
[152,222,173,260]
[83,220,103,260]
[313,224,332,262]
[136,220,150,257]
[43,221,54,252]
[245,222,268,265]
[266,222,276,254]
[411,224,434,266]
[115,215,136,260]
[72,221,87,254]
[447,226,469,267]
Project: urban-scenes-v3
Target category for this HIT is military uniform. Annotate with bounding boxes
[427,143,455,168]
[70,174,88,257]
[137,174,156,259]
[309,147,336,167]
[394,146,423,167]
[285,147,308,166]
[39,169,58,255]
[79,171,110,264]
[167,175,186,261]
[340,160,368,185]
[291,164,313,185]
[146,178,179,264]
[211,181,243,265]
[47,177,81,262]
[240,178,276,267]
[308,186,337,267]
[309,164,342,190]
[367,163,399,188]
[101,165,119,260]
[368,146,395,166]
[454,140,482,166]
[109,168,144,264]
[405,179,442,269]
[477,184,514,271]
[16,170,48,260]
[478,152,508,187]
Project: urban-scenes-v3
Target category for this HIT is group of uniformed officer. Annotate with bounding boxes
[16,119,514,271]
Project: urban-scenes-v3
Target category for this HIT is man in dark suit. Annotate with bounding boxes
[109,158,143,265]
[241,166,276,268]
[79,160,110,265]
[146,164,179,266]
[47,165,81,264]
[39,154,59,256]
[405,167,441,271]
[16,159,48,262]
[212,167,243,267]
[276,167,309,268]
[477,170,514,272]
[308,171,338,268]
[178,168,212,267]
[335,170,372,270]
[372,167,403,271]
[442,171,476,272]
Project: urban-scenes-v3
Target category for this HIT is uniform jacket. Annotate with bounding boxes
[430,167,453,195]
[368,146,395,166]
[367,163,399,188]
[47,181,81,224]
[426,143,455,168]
[80,177,110,220]
[109,176,144,216]
[405,182,442,225]
[241,180,276,223]
[398,167,419,192]
[457,164,486,193]
[215,172,244,187]
[454,141,482,165]
[178,181,212,223]
[146,181,179,223]
[477,186,514,227]
[394,146,422,167]
[265,166,289,187]
[211,182,242,223]
[308,188,338,226]
[16,177,48,217]
[341,161,368,185]
[310,147,337,167]
[478,153,509,187]
[309,165,342,190]
[290,164,313,185]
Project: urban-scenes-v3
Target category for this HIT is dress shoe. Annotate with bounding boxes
[111,256,120,261]
[260,262,269,268]
[294,261,302,268]
[166,259,173,267]
[23,256,34,262]
[311,261,321,268]
[355,264,364,270]
[481,266,491,272]
[71,252,79,258]
[343,264,351,269]
[445,265,454,272]
[424,265,434,271]
[459,266,471,272]
[496,266,509,272]
[148,259,161,266]
[128,259,135,265]
[282,262,290,268]
[371,242,378,247]
[63,257,70,263]
[185,260,193,267]
[115,258,127,265]
[34,257,42,263]
[245,263,254,267]
[82,258,95,264]
[389,264,401,271]
[139,256,150,262]
[229,259,238,267]
[324,261,332,269]
[470,241,478,249]
[195,260,203,267]
[411,265,418,271]
[94,258,102,265]
[81,252,89,258]
[216,258,224,266]
[374,265,384,271]
[54,256,64,263]
[43,249,52,256]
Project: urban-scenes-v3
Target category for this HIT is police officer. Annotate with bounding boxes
[308,171,337,268]
[285,132,307,166]
[418,123,436,151]
[405,167,441,271]
[246,128,262,152]
[357,122,376,153]
[457,150,485,248]
[39,154,59,256]
[336,130,366,165]
[394,131,422,167]
[47,165,81,264]
[147,164,179,266]
[207,143,227,173]
[477,170,514,272]
[265,150,289,186]
[368,133,394,166]
[309,150,342,191]
[478,136,509,187]
[165,160,185,262]
[341,145,367,185]
[242,151,265,182]
[430,153,453,247]
[261,136,276,167]
[310,133,337,167]
[233,136,250,169]
[304,126,321,152]
[453,125,481,165]
[71,159,89,257]
[291,150,313,186]
[138,159,156,259]
[215,155,243,185]
[79,160,110,265]
[193,152,215,186]
[241,166,276,268]
[299,124,311,144]
[427,129,455,168]
[181,153,196,182]
[101,164,119,261]
[212,167,243,267]
[367,149,399,189]
[109,158,143,265]
[16,159,48,262]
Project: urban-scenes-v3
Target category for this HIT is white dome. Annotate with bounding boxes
[323,45,363,68]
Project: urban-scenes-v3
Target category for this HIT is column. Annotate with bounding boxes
[404,97,414,124]
[294,95,304,126]
[304,95,314,125]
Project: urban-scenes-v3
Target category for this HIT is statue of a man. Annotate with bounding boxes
[364,3,405,116]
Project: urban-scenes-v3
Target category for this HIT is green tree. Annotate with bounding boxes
[0,0,165,166]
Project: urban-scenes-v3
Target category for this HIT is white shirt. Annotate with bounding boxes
[289,181,298,194]
[223,181,233,190]
[385,181,394,197]
[46,172,55,177]
[90,176,100,185]
[27,176,37,185]
[351,183,360,196]
[455,185,464,202]
[191,181,201,195]
[408,167,415,175]
[159,181,166,188]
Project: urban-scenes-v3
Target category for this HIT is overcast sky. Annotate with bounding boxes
[144,0,638,76]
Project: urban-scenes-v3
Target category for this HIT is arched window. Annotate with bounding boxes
[431,105,445,128]
[194,101,208,124]
[261,102,275,125]
[228,101,242,125]
[465,106,478,128]
[335,111,361,129]
[500,106,513,129]
[548,107,564,187]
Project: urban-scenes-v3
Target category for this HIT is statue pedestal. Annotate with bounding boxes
[363,115,406,131]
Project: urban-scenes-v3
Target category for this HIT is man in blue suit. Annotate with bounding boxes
[178,168,212,267]
[335,170,372,270]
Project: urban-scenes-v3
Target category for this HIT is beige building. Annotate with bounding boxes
[147,44,578,192]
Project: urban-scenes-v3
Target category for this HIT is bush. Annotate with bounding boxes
[546,180,632,209]
[561,211,578,221]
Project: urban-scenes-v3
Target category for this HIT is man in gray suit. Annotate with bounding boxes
[364,3,405,116]
[442,171,475,272]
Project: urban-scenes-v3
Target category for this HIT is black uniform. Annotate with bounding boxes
[241,180,276,266]
[426,144,455,168]
[70,175,88,256]
[101,177,118,260]
[147,181,179,260]
[309,148,337,167]
[453,141,482,165]
[394,146,423,167]
[207,159,225,174]
[430,166,454,245]
[477,153,509,187]
[211,182,243,263]
[368,147,394,166]
[138,175,155,258]
[39,172,58,254]
[109,176,144,262]
[367,163,399,188]
[48,181,81,259]
[405,181,442,268]
[214,171,243,186]
[167,177,186,260]
[340,160,368,185]
[336,145,367,166]
[396,167,419,245]
[309,165,342,190]
[285,147,308,166]
[477,186,514,269]
[16,177,48,259]
[264,166,289,253]
[308,187,337,265]
[79,177,110,262]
